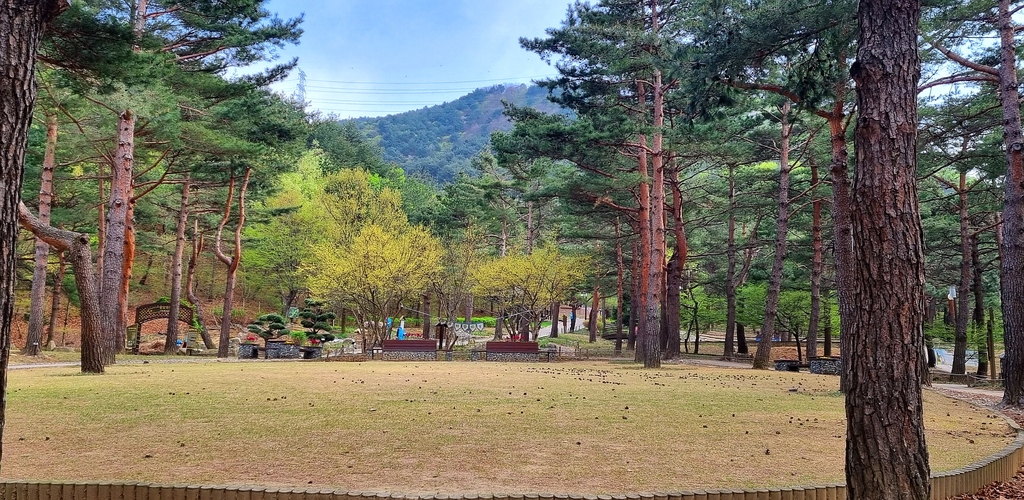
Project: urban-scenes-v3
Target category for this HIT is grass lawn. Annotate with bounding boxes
[0,360,1013,495]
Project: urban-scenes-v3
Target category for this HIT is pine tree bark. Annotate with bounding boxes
[615,221,625,354]
[663,168,687,360]
[18,204,102,373]
[663,252,681,359]
[119,193,135,352]
[0,0,70,467]
[26,112,59,355]
[635,144,652,363]
[185,220,214,349]
[953,170,970,375]
[422,293,432,339]
[753,102,794,369]
[628,240,639,351]
[996,0,1024,407]
[45,251,65,350]
[807,158,823,359]
[98,110,135,365]
[823,287,833,357]
[589,285,600,343]
[640,69,667,369]
[549,302,559,338]
[214,169,252,357]
[725,164,738,358]
[844,1,930,498]
[825,107,853,364]
[165,176,190,354]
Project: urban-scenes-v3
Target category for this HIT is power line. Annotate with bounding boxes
[304,86,484,95]
[281,74,557,86]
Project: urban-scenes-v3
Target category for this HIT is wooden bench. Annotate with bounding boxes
[485,341,552,362]
[486,341,540,353]
[382,339,437,352]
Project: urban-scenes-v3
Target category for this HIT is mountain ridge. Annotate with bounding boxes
[348,83,561,182]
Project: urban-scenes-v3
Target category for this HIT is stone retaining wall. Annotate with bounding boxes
[485,352,540,362]
[808,358,841,375]
[380,351,437,361]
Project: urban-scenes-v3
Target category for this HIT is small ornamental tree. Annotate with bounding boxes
[299,299,337,345]
[246,314,291,343]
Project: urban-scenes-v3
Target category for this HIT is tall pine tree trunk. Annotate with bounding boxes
[214,169,251,357]
[807,158,823,359]
[98,109,135,365]
[165,176,190,354]
[996,0,1024,406]
[628,241,639,351]
[663,168,687,360]
[635,131,653,363]
[45,251,65,350]
[663,252,681,359]
[615,220,625,354]
[589,284,600,343]
[549,302,559,338]
[26,112,58,355]
[640,70,667,369]
[120,193,135,351]
[185,220,213,349]
[422,293,432,339]
[953,170,970,374]
[844,1,930,497]
[0,0,70,467]
[725,164,738,358]
[753,102,794,369]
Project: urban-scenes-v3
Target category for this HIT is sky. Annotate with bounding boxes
[261,0,573,119]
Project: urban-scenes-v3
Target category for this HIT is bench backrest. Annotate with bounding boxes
[382,339,437,352]
[485,341,540,353]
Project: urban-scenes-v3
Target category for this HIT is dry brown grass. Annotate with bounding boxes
[0,360,1013,495]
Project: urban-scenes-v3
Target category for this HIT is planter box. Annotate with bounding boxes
[809,357,842,375]
[774,359,802,372]
[238,344,259,359]
[265,341,300,359]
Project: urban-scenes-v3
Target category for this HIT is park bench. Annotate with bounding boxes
[382,339,437,351]
[484,341,553,362]
[380,339,438,360]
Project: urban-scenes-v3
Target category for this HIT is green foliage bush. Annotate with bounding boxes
[472,316,497,327]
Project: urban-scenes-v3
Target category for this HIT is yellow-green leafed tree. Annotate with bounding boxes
[472,247,587,341]
[316,168,406,245]
[306,224,442,349]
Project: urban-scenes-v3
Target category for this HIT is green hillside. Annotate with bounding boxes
[350,84,562,182]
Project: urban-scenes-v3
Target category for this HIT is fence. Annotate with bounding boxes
[1,423,1021,500]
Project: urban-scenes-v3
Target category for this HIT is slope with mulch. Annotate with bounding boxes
[941,388,1024,500]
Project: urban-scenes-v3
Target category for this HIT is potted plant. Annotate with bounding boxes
[247,313,291,359]
[298,299,337,359]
